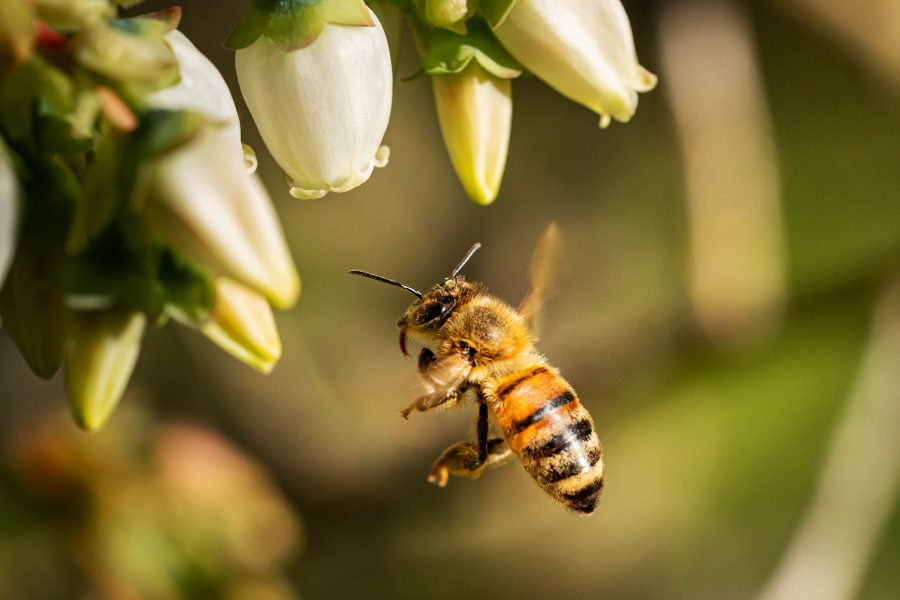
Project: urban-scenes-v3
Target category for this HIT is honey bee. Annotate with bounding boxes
[350,225,603,513]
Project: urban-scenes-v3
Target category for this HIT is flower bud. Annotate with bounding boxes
[66,309,146,432]
[492,0,656,126]
[0,140,19,290]
[0,0,34,69]
[34,0,114,30]
[145,127,300,309]
[0,251,67,379]
[432,63,511,205]
[199,278,282,374]
[425,0,474,33]
[74,21,179,91]
[149,30,248,170]
[235,8,392,199]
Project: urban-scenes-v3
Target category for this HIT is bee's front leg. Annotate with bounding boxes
[402,387,464,419]
[402,348,470,418]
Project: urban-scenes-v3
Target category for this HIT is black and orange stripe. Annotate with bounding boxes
[492,367,604,514]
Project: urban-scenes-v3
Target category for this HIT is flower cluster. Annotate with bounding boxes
[0,1,298,431]
[226,0,655,205]
[1,0,655,430]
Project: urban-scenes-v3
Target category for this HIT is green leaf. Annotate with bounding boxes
[157,250,215,324]
[0,61,39,145]
[479,0,517,28]
[135,109,206,158]
[421,22,522,78]
[226,0,372,52]
[35,76,101,154]
[224,6,266,50]
[36,115,94,154]
[68,129,124,254]
[262,3,327,51]
[56,231,214,323]
[18,153,78,249]
[67,109,205,254]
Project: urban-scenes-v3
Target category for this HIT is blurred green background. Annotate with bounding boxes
[2,0,900,598]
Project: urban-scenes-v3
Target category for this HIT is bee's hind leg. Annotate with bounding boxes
[427,402,513,487]
[427,438,512,487]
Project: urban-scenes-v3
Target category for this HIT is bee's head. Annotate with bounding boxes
[395,277,480,355]
[350,243,482,356]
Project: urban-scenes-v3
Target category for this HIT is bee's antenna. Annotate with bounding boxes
[447,243,482,279]
[349,270,422,298]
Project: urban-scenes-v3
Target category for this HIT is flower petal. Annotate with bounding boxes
[236,8,393,198]
[494,0,655,124]
[146,128,300,309]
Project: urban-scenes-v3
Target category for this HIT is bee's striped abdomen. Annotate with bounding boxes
[493,367,604,513]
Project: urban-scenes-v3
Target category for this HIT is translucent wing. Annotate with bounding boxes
[517,222,562,326]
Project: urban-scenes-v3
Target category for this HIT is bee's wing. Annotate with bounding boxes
[517,222,562,327]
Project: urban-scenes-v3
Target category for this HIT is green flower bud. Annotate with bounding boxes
[432,63,511,205]
[34,0,114,31]
[66,309,146,432]
[0,0,34,69]
[73,21,179,92]
[199,278,282,374]
[425,0,475,34]
[0,251,67,379]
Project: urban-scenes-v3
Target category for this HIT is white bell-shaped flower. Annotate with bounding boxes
[493,0,656,127]
[145,128,300,309]
[150,29,254,171]
[235,8,392,199]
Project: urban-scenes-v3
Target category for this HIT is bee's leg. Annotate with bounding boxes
[427,437,513,487]
[402,386,465,419]
[427,404,512,487]
[476,401,489,464]
[418,347,437,371]
[402,348,467,418]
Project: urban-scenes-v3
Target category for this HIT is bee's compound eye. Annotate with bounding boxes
[415,302,446,325]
